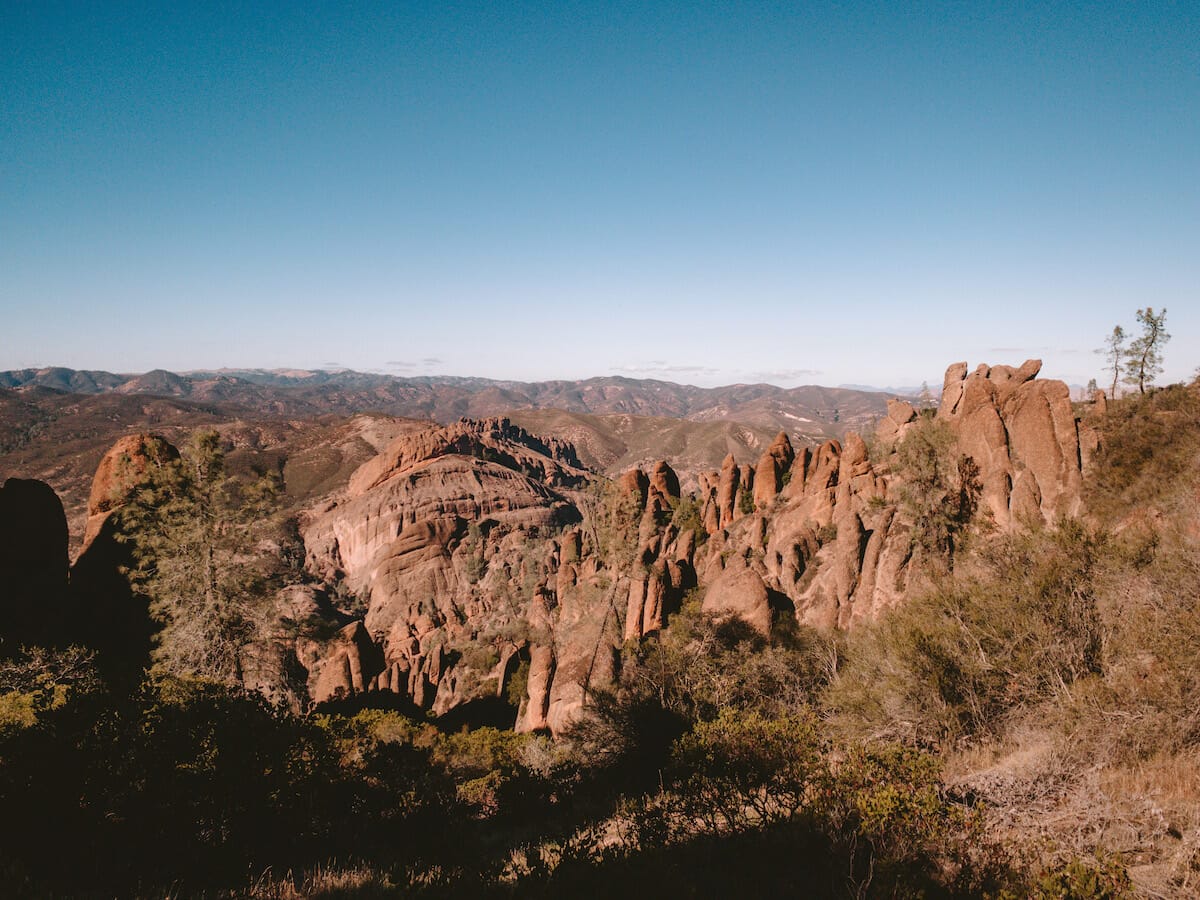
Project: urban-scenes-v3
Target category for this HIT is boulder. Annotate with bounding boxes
[702,561,771,636]
[83,433,179,548]
[0,478,70,647]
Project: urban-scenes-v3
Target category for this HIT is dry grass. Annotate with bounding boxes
[943,727,1200,899]
[237,864,401,899]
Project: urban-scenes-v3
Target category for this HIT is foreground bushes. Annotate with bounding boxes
[828,521,1108,744]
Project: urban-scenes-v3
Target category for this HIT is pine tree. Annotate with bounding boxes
[1123,307,1170,395]
[894,418,981,568]
[116,430,282,684]
[1098,325,1126,400]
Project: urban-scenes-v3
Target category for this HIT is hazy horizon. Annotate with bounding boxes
[4,3,1197,389]
[0,360,1105,397]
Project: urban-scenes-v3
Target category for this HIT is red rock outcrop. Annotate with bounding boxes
[669,360,1086,634]
[82,434,179,548]
[875,398,917,445]
[701,559,772,635]
[623,460,695,641]
[752,432,795,510]
[299,418,592,715]
[937,360,1082,527]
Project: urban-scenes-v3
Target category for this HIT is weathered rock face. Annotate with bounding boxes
[702,560,772,635]
[681,360,1086,633]
[83,434,179,549]
[937,360,1082,527]
[298,620,387,703]
[753,432,795,510]
[875,399,917,445]
[296,417,702,733]
[624,459,695,641]
[299,418,600,725]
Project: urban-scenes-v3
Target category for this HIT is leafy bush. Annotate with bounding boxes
[737,486,755,516]
[0,679,349,894]
[0,644,99,729]
[1031,856,1132,899]
[669,708,822,832]
[669,493,705,541]
[819,743,995,897]
[893,416,982,567]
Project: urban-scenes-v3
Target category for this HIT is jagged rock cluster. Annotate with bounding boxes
[285,359,1092,732]
[937,360,1083,526]
[3,360,1094,736]
[297,417,592,714]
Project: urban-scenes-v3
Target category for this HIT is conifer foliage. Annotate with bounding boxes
[1122,307,1170,394]
[115,430,282,684]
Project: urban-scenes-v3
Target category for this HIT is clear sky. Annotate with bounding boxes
[2,1,1197,388]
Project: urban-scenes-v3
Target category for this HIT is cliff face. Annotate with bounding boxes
[937,360,1083,527]
[298,417,595,718]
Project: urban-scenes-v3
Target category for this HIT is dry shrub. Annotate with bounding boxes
[827,521,1107,745]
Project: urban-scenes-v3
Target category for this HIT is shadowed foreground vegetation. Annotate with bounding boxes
[5,386,1200,897]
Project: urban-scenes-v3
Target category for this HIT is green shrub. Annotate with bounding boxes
[669,493,705,541]
[892,416,982,567]
[506,657,530,709]
[738,486,755,516]
[1031,856,1132,899]
[820,743,989,896]
[669,708,823,832]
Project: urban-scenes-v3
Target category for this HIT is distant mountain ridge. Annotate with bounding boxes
[0,366,905,444]
[1,367,911,550]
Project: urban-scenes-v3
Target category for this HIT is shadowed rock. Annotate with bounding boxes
[0,478,70,649]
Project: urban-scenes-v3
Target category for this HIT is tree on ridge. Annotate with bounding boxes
[1123,307,1169,395]
[1098,325,1126,400]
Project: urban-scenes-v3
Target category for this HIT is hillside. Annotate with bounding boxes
[0,367,897,438]
[0,369,899,551]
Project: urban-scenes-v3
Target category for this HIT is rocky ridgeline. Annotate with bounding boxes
[285,360,1090,732]
[1,361,1094,734]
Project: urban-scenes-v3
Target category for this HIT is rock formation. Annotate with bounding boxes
[21,359,1086,733]
[82,434,180,548]
[0,477,71,648]
[936,359,1082,527]
[284,361,1090,732]
[299,418,594,718]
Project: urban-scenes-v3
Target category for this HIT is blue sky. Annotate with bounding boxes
[2,1,1197,388]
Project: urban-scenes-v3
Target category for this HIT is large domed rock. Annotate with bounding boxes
[702,560,771,636]
[300,417,598,722]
